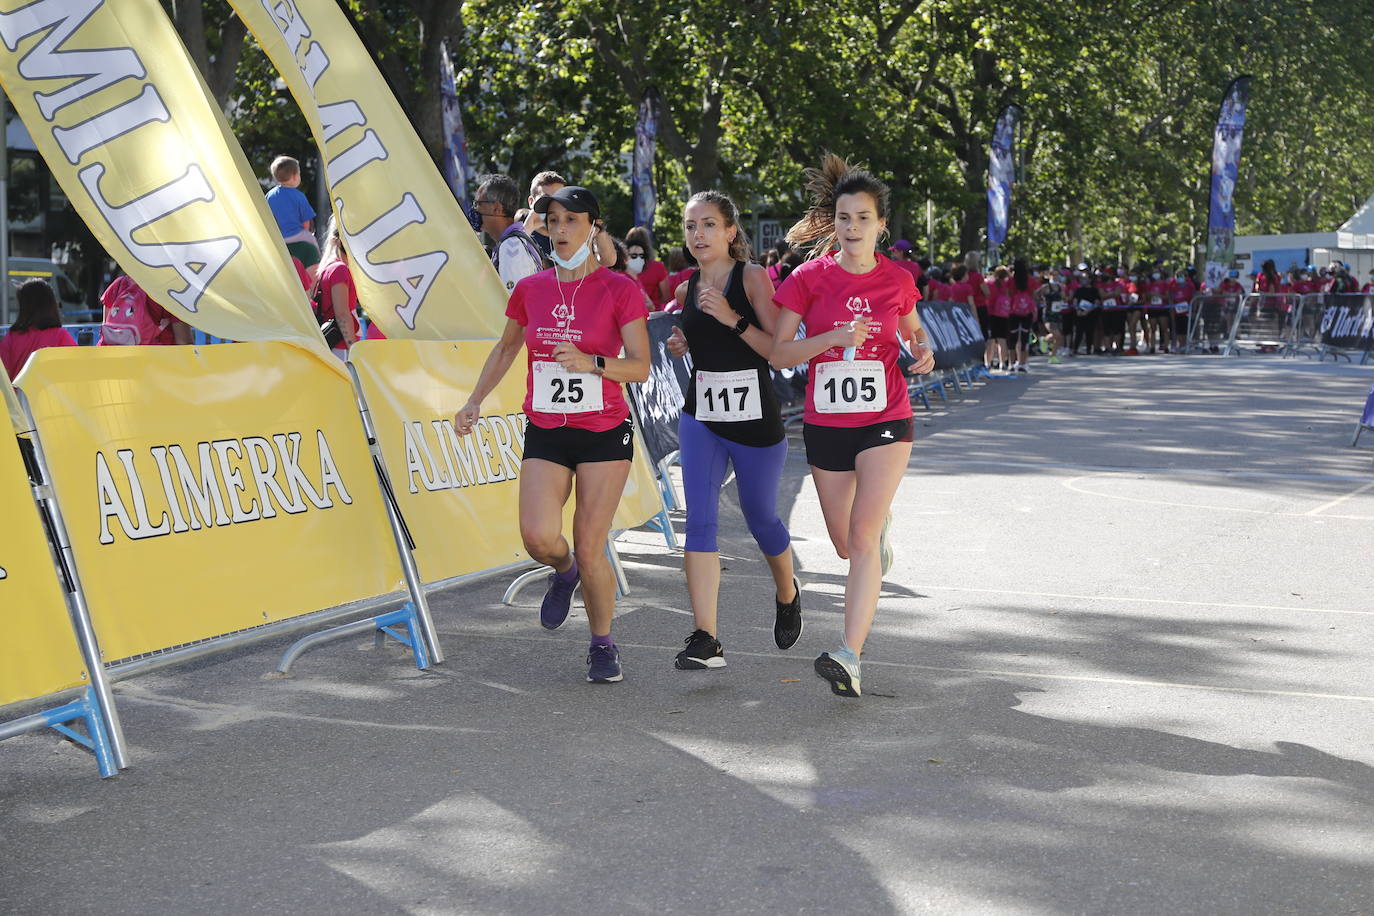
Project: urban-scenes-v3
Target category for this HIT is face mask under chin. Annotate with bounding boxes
[551,233,596,271]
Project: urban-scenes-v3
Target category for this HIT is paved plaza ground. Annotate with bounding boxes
[3,354,1373,915]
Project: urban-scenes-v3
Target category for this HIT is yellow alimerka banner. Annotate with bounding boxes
[17,343,403,661]
[616,427,664,532]
[349,339,530,582]
[350,340,664,582]
[0,363,88,708]
[233,0,507,340]
[0,0,330,361]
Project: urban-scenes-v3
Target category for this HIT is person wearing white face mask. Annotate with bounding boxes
[455,186,651,685]
[624,226,669,310]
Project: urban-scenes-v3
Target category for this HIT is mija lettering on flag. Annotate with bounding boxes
[0,0,329,357]
[236,0,507,339]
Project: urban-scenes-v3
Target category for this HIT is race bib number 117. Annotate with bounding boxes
[695,368,762,422]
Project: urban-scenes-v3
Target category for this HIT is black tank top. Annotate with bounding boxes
[682,260,784,447]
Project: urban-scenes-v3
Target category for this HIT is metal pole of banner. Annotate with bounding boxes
[15,391,130,771]
[344,361,445,665]
[1222,294,1250,356]
[926,197,934,263]
[1,89,10,327]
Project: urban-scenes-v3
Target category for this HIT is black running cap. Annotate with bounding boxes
[533,185,600,220]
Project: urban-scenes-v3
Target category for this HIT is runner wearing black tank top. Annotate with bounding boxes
[664,191,801,671]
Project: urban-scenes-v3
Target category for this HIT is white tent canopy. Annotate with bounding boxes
[1339,191,1374,234]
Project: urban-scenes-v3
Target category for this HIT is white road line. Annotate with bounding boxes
[915,457,1374,483]
[1304,479,1374,516]
[903,582,1374,618]
[455,631,1374,705]
[1061,473,1374,521]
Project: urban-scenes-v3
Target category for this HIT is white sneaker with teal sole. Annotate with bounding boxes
[814,646,862,698]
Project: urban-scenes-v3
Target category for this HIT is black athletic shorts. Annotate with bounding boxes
[976,306,991,338]
[1008,314,1033,340]
[988,314,1010,341]
[1145,308,1171,320]
[523,419,634,469]
[803,418,913,473]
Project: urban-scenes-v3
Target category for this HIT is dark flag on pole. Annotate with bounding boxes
[1204,76,1252,290]
[986,104,1021,257]
[631,90,658,228]
[439,40,474,208]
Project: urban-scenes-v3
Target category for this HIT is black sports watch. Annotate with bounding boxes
[593,355,607,374]
[732,315,749,336]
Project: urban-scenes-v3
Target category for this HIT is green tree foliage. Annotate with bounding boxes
[181,0,1374,263]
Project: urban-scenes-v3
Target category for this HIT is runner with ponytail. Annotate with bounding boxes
[770,154,935,699]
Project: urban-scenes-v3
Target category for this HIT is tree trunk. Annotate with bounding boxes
[171,0,248,110]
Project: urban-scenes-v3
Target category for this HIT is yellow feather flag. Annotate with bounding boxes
[232,0,507,340]
[1,361,24,434]
[0,0,333,365]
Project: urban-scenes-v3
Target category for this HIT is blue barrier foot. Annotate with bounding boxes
[1,687,119,778]
[375,603,431,671]
[275,602,430,674]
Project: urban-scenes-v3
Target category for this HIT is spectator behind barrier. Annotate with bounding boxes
[475,173,545,296]
[314,216,361,353]
[625,225,669,310]
[266,154,320,278]
[660,245,691,307]
[0,278,77,379]
[99,273,192,346]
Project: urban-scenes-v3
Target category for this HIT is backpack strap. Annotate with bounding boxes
[498,227,547,270]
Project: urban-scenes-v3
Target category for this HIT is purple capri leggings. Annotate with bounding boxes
[679,412,791,555]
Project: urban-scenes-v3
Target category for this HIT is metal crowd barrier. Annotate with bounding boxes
[1283,294,1327,357]
[1224,292,1299,355]
[1185,293,1241,353]
[1308,293,1374,363]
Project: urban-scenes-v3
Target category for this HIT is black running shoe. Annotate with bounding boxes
[774,578,803,650]
[675,629,725,670]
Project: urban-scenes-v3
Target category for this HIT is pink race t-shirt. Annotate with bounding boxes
[986,278,1011,317]
[1007,276,1040,315]
[967,270,988,307]
[944,279,974,306]
[317,260,360,348]
[773,253,918,428]
[506,267,648,432]
[892,259,923,286]
[0,325,77,379]
[1142,279,1171,306]
[635,260,669,308]
[1171,279,1197,303]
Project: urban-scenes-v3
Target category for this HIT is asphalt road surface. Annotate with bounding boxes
[4,354,1373,915]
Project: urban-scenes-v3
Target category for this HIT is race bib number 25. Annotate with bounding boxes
[532,361,604,413]
[814,360,887,414]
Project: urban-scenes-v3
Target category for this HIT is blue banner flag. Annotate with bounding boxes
[987,105,1022,253]
[439,40,474,207]
[1204,76,1252,290]
[631,91,657,228]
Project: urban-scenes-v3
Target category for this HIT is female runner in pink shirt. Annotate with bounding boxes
[455,186,650,685]
[770,155,935,699]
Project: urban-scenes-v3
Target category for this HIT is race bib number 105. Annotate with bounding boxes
[813,360,887,414]
[532,361,604,413]
[695,368,763,422]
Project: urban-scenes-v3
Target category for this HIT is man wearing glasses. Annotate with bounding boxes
[474,173,546,295]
